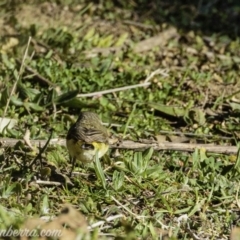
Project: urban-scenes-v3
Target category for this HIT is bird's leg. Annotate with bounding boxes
[69,156,76,177]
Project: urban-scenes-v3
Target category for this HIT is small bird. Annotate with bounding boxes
[66,111,109,173]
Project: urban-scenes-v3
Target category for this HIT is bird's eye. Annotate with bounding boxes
[82,143,94,150]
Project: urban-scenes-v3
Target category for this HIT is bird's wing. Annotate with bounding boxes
[80,126,108,143]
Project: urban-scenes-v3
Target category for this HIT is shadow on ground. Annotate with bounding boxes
[91,0,240,37]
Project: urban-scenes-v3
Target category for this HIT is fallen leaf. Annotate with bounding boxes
[0,117,17,133]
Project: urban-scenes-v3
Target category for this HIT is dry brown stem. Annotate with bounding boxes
[0,137,237,154]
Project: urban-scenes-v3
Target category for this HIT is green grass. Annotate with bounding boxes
[0,0,240,239]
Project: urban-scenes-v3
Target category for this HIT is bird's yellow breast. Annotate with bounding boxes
[66,139,109,163]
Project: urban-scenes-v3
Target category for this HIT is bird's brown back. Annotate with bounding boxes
[67,112,108,144]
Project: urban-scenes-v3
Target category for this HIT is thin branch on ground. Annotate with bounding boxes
[144,69,169,83]
[35,180,62,186]
[16,59,55,86]
[158,130,233,140]
[28,129,54,168]
[77,82,150,98]
[88,214,124,230]
[111,196,145,220]
[0,37,32,127]
[77,68,167,98]
[0,138,238,154]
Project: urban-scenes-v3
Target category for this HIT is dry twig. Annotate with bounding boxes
[0,37,32,127]
[77,82,150,98]
[77,68,167,98]
[16,59,55,86]
[0,137,238,154]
